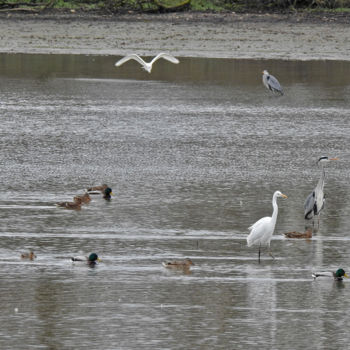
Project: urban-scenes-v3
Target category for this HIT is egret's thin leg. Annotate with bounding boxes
[258,244,261,264]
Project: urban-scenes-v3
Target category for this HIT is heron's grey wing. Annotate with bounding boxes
[115,54,146,67]
[267,75,283,94]
[151,53,180,65]
[304,191,315,220]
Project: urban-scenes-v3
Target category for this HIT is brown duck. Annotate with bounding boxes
[56,197,83,210]
[284,228,313,239]
[86,184,108,193]
[21,251,36,260]
[73,192,91,204]
[162,258,194,269]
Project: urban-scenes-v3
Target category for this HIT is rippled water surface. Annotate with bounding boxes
[1,54,350,349]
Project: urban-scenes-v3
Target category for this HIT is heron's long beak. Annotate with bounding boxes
[281,194,288,199]
[344,273,349,278]
[330,157,339,161]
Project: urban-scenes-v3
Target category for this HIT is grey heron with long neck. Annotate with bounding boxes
[304,156,338,227]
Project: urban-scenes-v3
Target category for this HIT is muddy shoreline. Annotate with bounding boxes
[0,11,349,60]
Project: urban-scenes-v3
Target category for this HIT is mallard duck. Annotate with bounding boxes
[86,184,108,194]
[103,187,113,200]
[71,253,101,266]
[162,258,194,269]
[56,197,83,210]
[73,192,91,204]
[21,251,36,260]
[312,268,349,281]
[284,228,313,239]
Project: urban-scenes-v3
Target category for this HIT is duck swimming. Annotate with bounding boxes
[71,253,101,266]
[103,187,113,200]
[162,258,194,269]
[73,192,91,204]
[87,184,108,194]
[21,251,36,260]
[56,197,83,210]
[284,228,313,239]
[312,268,348,281]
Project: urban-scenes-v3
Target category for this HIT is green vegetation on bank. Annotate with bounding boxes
[0,0,350,13]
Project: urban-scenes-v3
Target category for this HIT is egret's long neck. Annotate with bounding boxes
[271,194,279,224]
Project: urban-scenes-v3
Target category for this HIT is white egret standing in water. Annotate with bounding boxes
[304,156,338,228]
[115,53,179,73]
[262,70,284,95]
[247,191,287,263]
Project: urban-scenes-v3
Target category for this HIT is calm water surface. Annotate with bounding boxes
[0,54,350,349]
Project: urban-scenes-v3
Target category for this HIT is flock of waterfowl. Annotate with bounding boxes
[20,54,345,280]
[21,184,112,265]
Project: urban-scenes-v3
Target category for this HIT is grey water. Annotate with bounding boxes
[1,53,350,349]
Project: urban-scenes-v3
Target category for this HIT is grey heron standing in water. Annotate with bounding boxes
[262,70,284,95]
[304,156,338,228]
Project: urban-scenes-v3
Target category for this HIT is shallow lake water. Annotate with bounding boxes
[0,53,350,349]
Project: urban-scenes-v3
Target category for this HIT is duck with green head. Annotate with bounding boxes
[71,253,101,266]
[312,268,349,281]
[103,187,113,200]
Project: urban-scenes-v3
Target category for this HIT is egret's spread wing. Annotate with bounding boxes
[304,191,315,220]
[115,54,146,67]
[267,74,283,93]
[151,53,180,65]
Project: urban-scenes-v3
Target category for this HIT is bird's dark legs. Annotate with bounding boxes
[258,244,261,264]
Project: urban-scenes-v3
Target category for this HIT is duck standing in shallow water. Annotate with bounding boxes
[312,268,348,281]
[284,228,313,239]
[56,197,83,210]
[162,258,194,270]
[71,253,101,266]
[21,251,36,260]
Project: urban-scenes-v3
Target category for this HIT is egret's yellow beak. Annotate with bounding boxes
[344,273,349,278]
[282,194,288,199]
[330,157,339,161]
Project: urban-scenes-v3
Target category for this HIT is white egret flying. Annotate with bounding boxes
[247,191,287,262]
[262,70,284,95]
[304,156,338,227]
[115,53,179,73]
